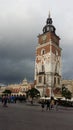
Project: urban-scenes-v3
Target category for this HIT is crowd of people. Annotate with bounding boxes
[1,94,26,107]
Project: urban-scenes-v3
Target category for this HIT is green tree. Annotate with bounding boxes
[62,85,72,99]
[26,88,40,104]
[3,89,12,94]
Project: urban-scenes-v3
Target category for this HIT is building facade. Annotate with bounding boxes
[34,13,62,97]
[0,79,31,96]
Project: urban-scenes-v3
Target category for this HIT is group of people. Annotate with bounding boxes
[41,97,58,111]
[1,94,26,107]
[1,94,36,108]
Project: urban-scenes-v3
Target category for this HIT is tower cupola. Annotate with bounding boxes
[43,13,56,34]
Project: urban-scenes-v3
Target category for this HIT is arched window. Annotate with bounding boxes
[41,49,45,55]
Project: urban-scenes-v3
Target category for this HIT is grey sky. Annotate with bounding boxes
[0,0,73,84]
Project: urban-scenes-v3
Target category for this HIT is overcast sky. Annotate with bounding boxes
[0,0,73,85]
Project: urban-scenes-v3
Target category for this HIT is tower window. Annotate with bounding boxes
[42,65,44,72]
[54,77,56,85]
[47,26,49,31]
[41,49,45,55]
[44,76,46,84]
[56,50,58,56]
[43,28,45,33]
[39,76,42,83]
[58,78,60,85]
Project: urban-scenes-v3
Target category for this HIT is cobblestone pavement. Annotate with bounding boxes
[0,102,73,130]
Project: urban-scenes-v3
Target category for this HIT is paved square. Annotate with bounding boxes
[0,102,73,130]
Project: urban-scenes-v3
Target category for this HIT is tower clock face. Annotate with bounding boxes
[42,35,47,41]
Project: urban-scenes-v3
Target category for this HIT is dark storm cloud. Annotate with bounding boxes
[0,31,36,84]
[0,5,41,84]
[0,26,37,84]
[0,0,73,84]
[61,42,73,80]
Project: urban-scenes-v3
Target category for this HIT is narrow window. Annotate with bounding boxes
[58,78,60,85]
[54,77,56,85]
[39,76,42,83]
[42,65,44,72]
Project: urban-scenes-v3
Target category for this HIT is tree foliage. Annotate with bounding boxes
[3,89,12,94]
[26,88,40,99]
[62,85,72,99]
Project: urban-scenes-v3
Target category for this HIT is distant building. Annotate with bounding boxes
[34,13,62,97]
[0,86,6,95]
[20,78,31,92]
[0,78,32,95]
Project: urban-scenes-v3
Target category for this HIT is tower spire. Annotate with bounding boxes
[48,11,51,18]
[43,11,56,34]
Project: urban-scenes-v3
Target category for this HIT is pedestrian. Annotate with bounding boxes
[50,99,54,110]
[55,100,58,111]
[3,94,8,107]
[41,100,45,111]
[46,100,50,111]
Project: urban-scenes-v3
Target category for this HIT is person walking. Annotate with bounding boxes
[55,100,58,111]
[41,100,45,111]
[46,100,50,111]
[50,98,54,110]
[3,94,8,107]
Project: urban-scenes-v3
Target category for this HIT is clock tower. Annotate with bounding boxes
[34,13,62,97]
